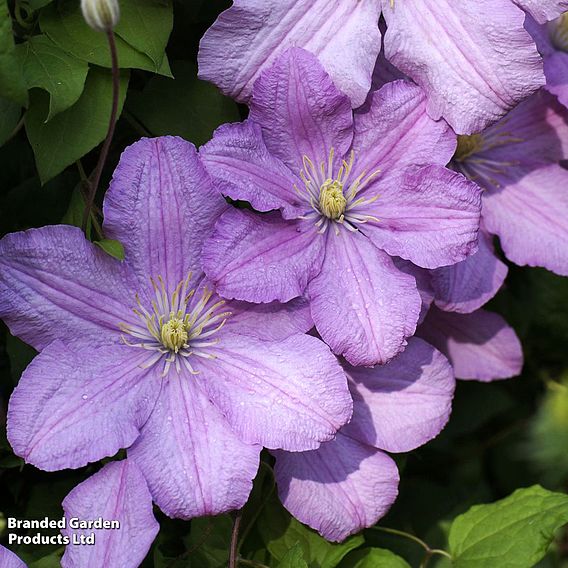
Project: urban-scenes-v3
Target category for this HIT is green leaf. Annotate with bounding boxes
[0,0,28,106]
[448,485,568,568]
[29,0,55,10]
[0,96,21,146]
[61,186,88,227]
[259,495,363,568]
[95,239,125,260]
[277,543,308,568]
[182,515,232,568]
[343,548,412,568]
[115,0,173,69]
[17,35,89,120]
[28,552,63,568]
[25,66,129,184]
[128,61,240,146]
[6,333,36,386]
[40,0,172,76]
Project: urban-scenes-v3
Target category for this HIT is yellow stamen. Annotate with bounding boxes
[319,179,347,219]
[160,316,188,353]
[550,13,568,52]
[454,134,484,162]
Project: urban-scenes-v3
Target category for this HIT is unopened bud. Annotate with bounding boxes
[81,0,120,33]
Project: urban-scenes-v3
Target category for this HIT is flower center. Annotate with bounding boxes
[550,14,568,52]
[319,179,347,219]
[160,317,188,353]
[120,273,230,376]
[454,134,484,162]
[294,148,381,235]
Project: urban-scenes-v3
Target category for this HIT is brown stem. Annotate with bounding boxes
[229,509,243,568]
[82,30,120,233]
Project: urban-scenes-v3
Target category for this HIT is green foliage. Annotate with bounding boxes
[277,543,309,567]
[258,495,364,568]
[95,239,125,260]
[17,35,89,121]
[343,548,411,567]
[25,67,129,183]
[40,0,172,75]
[0,97,20,146]
[448,485,568,567]
[0,0,28,106]
[127,60,240,146]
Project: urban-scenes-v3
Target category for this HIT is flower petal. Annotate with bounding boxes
[103,137,227,292]
[226,298,313,340]
[482,164,568,276]
[0,225,137,351]
[353,81,457,175]
[203,209,324,303]
[514,0,568,24]
[7,342,160,471]
[419,308,523,381]
[249,48,353,171]
[308,231,420,366]
[273,433,399,542]
[197,332,352,451]
[430,230,507,313]
[382,0,544,133]
[0,546,26,568]
[129,376,260,518]
[61,460,159,568]
[362,166,481,269]
[201,120,304,218]
[198,0,381,108]
[343,337,455,453]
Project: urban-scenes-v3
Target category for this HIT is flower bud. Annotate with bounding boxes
[81,0,120,33]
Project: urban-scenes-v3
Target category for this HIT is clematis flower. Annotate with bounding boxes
[199,0,565,133]
[0,136,352,519]
[419,307,523,382]
[61,460,158,568]
[272,337,456,541]
[380,0,564,133]
[527,13,568,109]
[451,89,568,276]
[201,48,481,367]
[198,0,383,108]
[0,546,26,568]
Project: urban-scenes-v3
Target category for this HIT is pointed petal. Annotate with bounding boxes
[201,121,303,218]
[419,308,523,381]
[483,164,568,276]
[308,231,420,366]
[0,546,26,568]
[103,137,227,292]
[353,81,457,175]
[197,332,352,451]
[362,166,481,269]
[382,0,544,133]
[203,209,324,303]
[129,376,260,518]
[249,48,353,171]
[7,342,160,471]
[344,337,455,453]
[61,460,159,568]
[0,225,137,351]
[273,433,399,542]
[198,0,381,108]
[431,230,507,313]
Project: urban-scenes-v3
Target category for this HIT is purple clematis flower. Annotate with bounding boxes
[198,0,383,108]
[0,546,26,568]
[61,460,158,568]
[201,48,481,367]
[198,0,565,133]
[527,13,568,109]
[272,337,456,541]
[419,307,523,382]
[451,89,568,276]
[0,136,352,519]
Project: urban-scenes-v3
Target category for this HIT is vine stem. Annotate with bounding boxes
[370,526,452,565]
[82,29,120,233]
[229,509,243,568]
